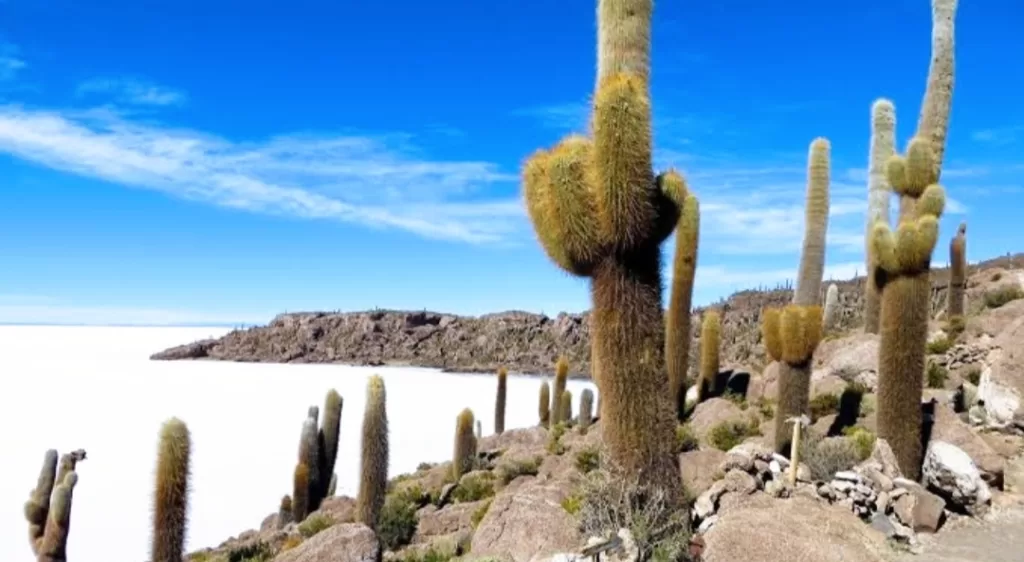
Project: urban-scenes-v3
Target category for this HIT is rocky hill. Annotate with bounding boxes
[151,253,1024,378]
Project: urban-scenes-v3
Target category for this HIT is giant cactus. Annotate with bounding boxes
[521,0,680,497]
[667,187,700,420]
[762,305,824,455]
[357,375,389,529]
[865,99,896,334]
[874,137,947,479]
[793,138,831,307]
[25,449,85,561]
[291,389,343,521]
[152,418,191,562]
[948,222,966,318]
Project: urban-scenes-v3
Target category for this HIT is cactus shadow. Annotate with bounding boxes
[826,385,864,437]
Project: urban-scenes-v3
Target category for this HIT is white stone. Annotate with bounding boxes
[922,440,992,515]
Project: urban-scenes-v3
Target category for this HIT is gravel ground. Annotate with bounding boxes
[898,504,1024,562]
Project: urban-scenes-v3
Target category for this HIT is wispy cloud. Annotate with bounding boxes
[512,101,589,132]
[971,126,1023,146]
[0,41,26,81]
[0,104,523,243]
[76,77,188,107]
[0,294,268,326]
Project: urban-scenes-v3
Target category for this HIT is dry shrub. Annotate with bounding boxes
[800,433,861,481]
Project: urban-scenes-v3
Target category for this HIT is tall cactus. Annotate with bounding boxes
[762,305,824,454]
[452,408,477,480]
[356,375,389,529]
[522,0,680,497]
[696,311,721,403]
[539,380,551,428]
[915,0,958,181]
[25,449,85,561]
[823,283,840,332]
[874,137,947,479]
[152,418,192,562]
[579,388,595,432]
[494,367,507,435]
[292,416,318,522]
[317,389,343,508]
[865,99,896,334]
[667,188,700,420]
[551,357,569,425]
[948,222,966,318]
[793,138,831,307]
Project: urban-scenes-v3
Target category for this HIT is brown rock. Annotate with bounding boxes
[680,449,728,497]
[702,496,890,562]
[273,523,380,562]
[689,398,749,442]
[891,481,946,533]
[470,476,580,561]
[929,407,1005,486]
[722,469,759,495]
[411,501,481,544]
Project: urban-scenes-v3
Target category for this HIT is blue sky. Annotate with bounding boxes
[0,0,1021,326]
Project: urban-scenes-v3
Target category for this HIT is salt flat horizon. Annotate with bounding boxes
[0,325,598,562]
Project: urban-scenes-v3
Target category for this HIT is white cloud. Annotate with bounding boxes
[0,296,269,326]
[76,77,187,106]
[971,126,1022,146]
[0,104,524,243]
[0,41,25,81]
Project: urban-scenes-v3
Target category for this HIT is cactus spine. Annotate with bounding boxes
[948,222,966,318]
[539,381,551,428]
[552,356,569,425]
[865,99,896,334]
[357,375,389,529]
[152,418,191,562]
[762,305,824,455]
[696,311,721,403]
[793,138,831,307]
[667,189,700,420]
[579,388,595,432]
[874,137,947,479]
[452,408,477,480]
[25,449,85,560]
[823,283,840,332]
[495,367,507,435]
[522,0,679,497]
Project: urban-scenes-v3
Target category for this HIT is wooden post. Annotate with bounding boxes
[787,414,810,486]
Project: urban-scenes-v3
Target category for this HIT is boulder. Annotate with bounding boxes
[680,449,728,497]
[273,523,380,562]
[702,496,890,562]
[890,480,946,533]
[688,398,750,443]
[928,406,1005,486]
[922,441,992,516]
[470,476,580,561]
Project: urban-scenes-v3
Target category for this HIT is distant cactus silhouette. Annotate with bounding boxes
[948,222,967,318]
[539,381,551,428]
[552,356,569,425]
[152,418,191,562]
[356,375,389,529]
[495,367,507,435]
[291,389,343,521]
[452,408,477,480]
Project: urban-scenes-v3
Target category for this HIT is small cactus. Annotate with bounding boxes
[823,283,840,332]
[277,495,294,529]
[356,375,389,530]
[25,449,85,559]
[452,408,477,480]
[560,389,574,423]
[552,356,569,425]
[762,305,824,455]
[292,464,310,522]
[579,389,595,432]
[495,367,507,435]
[152,418,192,562]
[539,381,551,428]
[696,311,721,402]
[948,222,966,318]
[667,187,700,420]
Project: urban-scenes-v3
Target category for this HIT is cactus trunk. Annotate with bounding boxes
[865,100,895,334]
[666,191,699,420]
[773,362,811,455]
[452,408,477,480]
[152,418,191,562]
[552,357,568,425]
[356,375,389,530]
[793,138,831,307]
[696,311,720,403]
[539,381,551,428]
[495,367,507,435]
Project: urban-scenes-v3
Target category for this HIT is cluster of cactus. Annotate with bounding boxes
[666,180,700,420]
[26,418,193,562]
[948,222,967,318]
[521,0,680,497]
[695,310,720,403]
[452,408,478,480]
[495,367,507,435]
[356,376,389,529]
[762,305,824,454]
[25,449,85,562]
[291,389,343,522]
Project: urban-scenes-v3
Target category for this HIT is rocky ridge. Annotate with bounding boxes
[152,254,1024,378]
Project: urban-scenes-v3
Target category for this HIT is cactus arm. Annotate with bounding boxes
[865,99,896,334]
[916,0,958,176]
[666,190,699,419]
[793,138,831,306]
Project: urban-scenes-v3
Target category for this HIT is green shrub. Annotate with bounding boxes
[395,545,458,562]
[575,446,601,474]
[756,398,775,419]
[808,393,840,422]
[227,542,273,562]
[801,435,861,481]
[674,424,699,453]
[926,362,949,389]
[722,390,747,408]
[965,368,982,386]
[452,472,495,503]
[707,419,761,452]
[926,336,953,355]
[377,494,418,551]
[495,456,541,485]
[297,513,335,538]
[470,499,492,528]
[546,422,567,455]
[946,315,966,336]
[984,285,1024,309]
[416,462,436,471]
[842,427,877,460]
[561,493,582,515]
